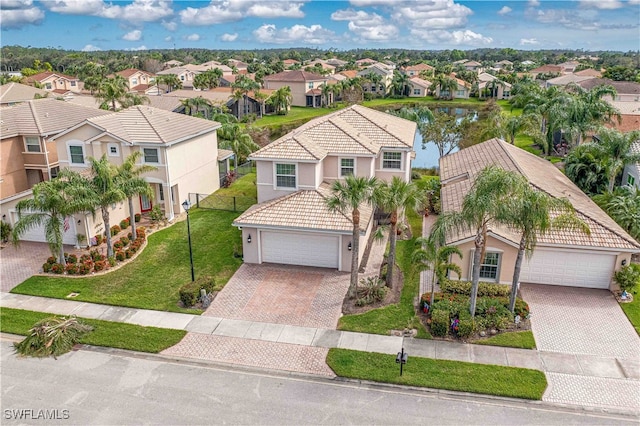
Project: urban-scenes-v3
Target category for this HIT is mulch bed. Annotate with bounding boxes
[341,262,403,315]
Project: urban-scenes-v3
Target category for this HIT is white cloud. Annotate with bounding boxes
[348,0,395,5]
[161,20,177,31]
[528,8,601,31]
[253,23,337,45]
[520,38,540,45]
[184,33,200,41]
[164,36,173,42]
[81,44,102,51]
[411,28,493,46]
[125,45,148,51]
[180,1,306,26]
[629,0,640,4]
[497,6,512,16]
[331,9,398,41]
[43,0,172,22]
[221,33,238,42]
[391,0,474,30]
[528,0,540,6]
[0,0,44,28]
[579,0,623,9]
[122,29,142,41]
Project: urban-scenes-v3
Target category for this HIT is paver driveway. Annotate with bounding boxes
[520,284,640,360]
[0,242,56,292]
[204,264,349,329]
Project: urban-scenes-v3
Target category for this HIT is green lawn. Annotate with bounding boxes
[253,106,336,127]
[621,294,640,335]
[10,176,257,313]
[363,96,484,109]
[327,348,547,400]
[473,330,536,349]
[338,209,429,338]
[1,308,186,353]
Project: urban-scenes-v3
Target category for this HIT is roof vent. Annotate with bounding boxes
[45,113,49,117]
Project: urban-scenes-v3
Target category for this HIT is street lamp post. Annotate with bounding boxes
[182,200,195,282]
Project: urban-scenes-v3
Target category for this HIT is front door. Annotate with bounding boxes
[140,194,152,212]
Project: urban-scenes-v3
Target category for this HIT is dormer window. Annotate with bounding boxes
[275,163,296,188]
[340,158,355,177]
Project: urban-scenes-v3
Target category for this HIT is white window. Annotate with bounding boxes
[25,137,41,153]
[628,175,636,187]
[382,152,402,170]
[143,148,159,164]
[180,75,185,81]
[69,145,84,164]
[132,77,138,86]
[308,82,313,89]
[275,163,296,188]
[70,81,76,87]
[340,158,355,177]
[477,252,501,281]
[45,83,52,90]
[159,185,164,201]
[413,89,421,95]
[456,90,466,97]
[108,144,119,157]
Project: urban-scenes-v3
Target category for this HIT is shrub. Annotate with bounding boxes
[93,260,106,272]
[46,256,57,265]
[136,227,146,239]
[89,250,105,262]
[134,213,141,223]
[95,234,103,245]
[79,254,91,263]
[614,264,640,293]
[77,262,91,275]
[1,221,12,243]
[440,278,511,297]
[149,205,164,223]
[456,311,476,338]
[108,256,116,267]
[14,316,93,358]
[65,263,78,275]
[110,225,121,236]
[119,236,129,246]
[113,241,123,250]
[430,309,450,337]
[66,253,78,264]
[50,263,64,274]
[125,249,133,259]
[42,262,52,273]
[512,298,530,318]
[119,218,130,229]
[115,251,126,262]
[431,297,467,317]
[179,276,216,307]
[355,276,387,306]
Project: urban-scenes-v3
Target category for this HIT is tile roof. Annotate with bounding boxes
[546,74,595,86]
[263,70,326,82]
[440,138,640,251]
[233,182,373,233]
[0,98,108,137]
[85,106,219,145]
[25,71,78,82]
[250,104,416,161]
[530,65,563,73]
[409,77,432,88]
[0,83,49,104]
[578,78,640,95]
[217,148,234,161]
[574,68,602,77]
[115,68,154,78]
[405,63,435,72]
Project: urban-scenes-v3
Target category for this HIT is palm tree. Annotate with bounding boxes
[123,92,149,108]
[506,186,589,312]
[564,144,611,195]
[326,176,379,298]
[180,96,213,119]
[413,237,462,307]
[96,75,129,111]
[374,177,425,288]
[434,75,458,100]
[86,155,127,258]
[594,187,640,241]
[156,74,182,93]
[193,68,223,90]
[217,122,259,169]
[268,86,293,115]
[231,74,260,118]
[391,70,410,97]
[12,171,95,264]
[320,83,332,107]
[116,152,156,241]
[592,128,640,192]
[430,166,528,316]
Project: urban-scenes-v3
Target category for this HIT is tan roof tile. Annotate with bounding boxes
[0,83,49,105]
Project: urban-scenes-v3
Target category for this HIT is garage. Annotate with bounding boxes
[260,231,339,269]
[519,249,616,289]
[11,212,77,245]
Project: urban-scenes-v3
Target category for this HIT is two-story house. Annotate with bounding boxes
[263,70,328,107]
[0,99,109,244]
[477,72,512,99]
[51,106,221,243]
[357,63,394,96]
[25,71,82,94]
[233,105,416,271]
[113,68,158,94]
[402,63,435,78]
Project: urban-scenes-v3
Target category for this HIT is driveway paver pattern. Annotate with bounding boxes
[161,332,335,377]
[205,264,349,329]
[0,242,58,292]
[544,372,640,410]
[520,284,640,359]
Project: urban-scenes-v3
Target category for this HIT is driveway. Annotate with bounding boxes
[204,264,349,329]
[0,242,56,292]
[520,284,640,360]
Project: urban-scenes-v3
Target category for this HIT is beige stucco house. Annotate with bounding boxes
[434,77,471,99]
[113,68,158,94]
[357,63,394,96]
[408,77,432,97]
[403,63,435,78]
[440,138,640,290]
[25,71,82,94]
[233,105,416,271]
[263,70,328,108]
[51,106,221,243]
[477,72,512,99]
[0,99,109,244]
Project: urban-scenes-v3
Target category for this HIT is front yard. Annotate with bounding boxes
[10,174,257,313]
[621,294,640,335]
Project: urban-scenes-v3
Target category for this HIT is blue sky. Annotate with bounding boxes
[1,1,639,52]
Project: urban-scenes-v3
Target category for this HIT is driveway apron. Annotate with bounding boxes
[0,242,59,292]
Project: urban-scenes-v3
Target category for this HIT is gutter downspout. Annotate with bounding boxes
[162,146,175,221]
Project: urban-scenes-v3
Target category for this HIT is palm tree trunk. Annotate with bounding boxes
[608,172,616,193]
[58,239,66,266]
[470,234,484,317]
[128,196,136,242]
[509,238,526,312]
[102,207,113,258]
[386,210,398,288]
[349,210,360,299]
[430,263,437,308]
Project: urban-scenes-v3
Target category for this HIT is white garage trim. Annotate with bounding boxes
[260,230,340,269]
[10,211,77,246]
[520,248,615,289]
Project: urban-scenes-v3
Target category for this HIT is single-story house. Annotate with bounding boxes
[439,138,640,290]
[408,77,432,97]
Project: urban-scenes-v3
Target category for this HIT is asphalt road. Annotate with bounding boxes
[1,341,637,425]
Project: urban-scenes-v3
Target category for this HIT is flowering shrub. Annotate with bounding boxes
[113,241,123,250]
[110,225,121,236]
[119,218,130,229]
[46,256,57,265]
[134,213,141,222]
[93,260,106,272]
[42,262,52,273]
[119,236,129,246]
[77,262,91,275]
[95,234,104,245]
[79,254,91,263]
[125,249,133,259]
[115,251,126,261]
[51,263,64,274]
[65,263,78,275]
[136,227,146,239]
[89,250,105,262]
[66,254,78,264]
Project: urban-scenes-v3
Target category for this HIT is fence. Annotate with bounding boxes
[188,192,255,213]
[219,160,255,188]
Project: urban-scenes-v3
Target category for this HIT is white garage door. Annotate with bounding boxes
[261,231,339,269]
[519,249,615,289]
[11,212,77,245]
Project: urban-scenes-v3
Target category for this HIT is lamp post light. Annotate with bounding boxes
[182,200,195,282]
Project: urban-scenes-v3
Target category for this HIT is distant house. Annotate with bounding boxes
[227,59,249,73]
[113,69,159,95]
[307,59,336,75]
[528,65,563,79]
[408,77,431,97]
[434,77,471,99]
[477,73,512,99]
[357,63,394,96]
[0,82,49,107]
[355,58,376,67]
[558,61,581,73]
[283,59,300,68]
[494,60,513,70]
[263,70,328,108]
[577,78,640,102]
[403,63,435,77]
[197,61,233,75]
[156,66,197,89]
[575,68,603,78]
[25,71,82,94]
[163,60,183,70]
[326,58,347,67]
[622,141,640,190]
[461,60,482,72]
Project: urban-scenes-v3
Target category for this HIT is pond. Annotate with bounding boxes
[411,107,478,169]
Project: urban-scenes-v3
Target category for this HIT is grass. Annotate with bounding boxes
[253,106,335,127]
[620,292,640,335]
[338,209,430,338]
[473,330,536,349]
[1,308,186,353]
[363,96,484,109]
[327,348,547,400]
[10,175,258,313]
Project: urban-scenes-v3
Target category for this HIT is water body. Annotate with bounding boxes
[412,107,477,169]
